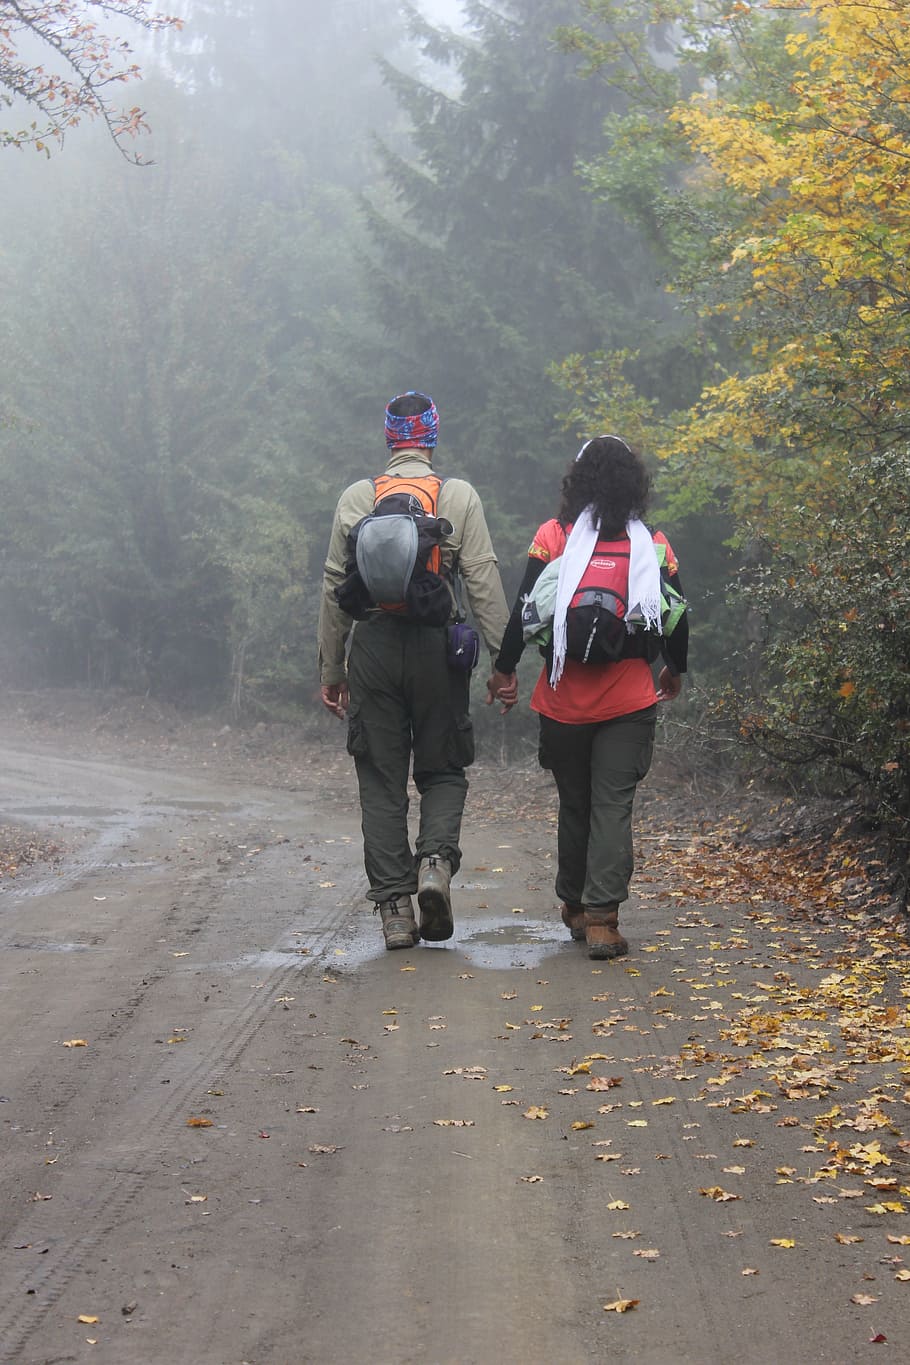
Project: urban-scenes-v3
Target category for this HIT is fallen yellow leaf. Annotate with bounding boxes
[607,1199,631,1211]
[62,1039,88,1048]
[186,1117,213,1128]
[603,1298,639,1313]
[523,1106,548,1120]
[769,1238,796,1248]
[77,1316,100,1325]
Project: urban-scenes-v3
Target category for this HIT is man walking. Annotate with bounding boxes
[318,391,515,950]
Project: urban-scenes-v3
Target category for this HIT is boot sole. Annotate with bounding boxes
[418,887,454,942]
[384,928,419,950]
[587,939,628,960]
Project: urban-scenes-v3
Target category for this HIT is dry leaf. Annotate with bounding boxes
[612,1230,640,1239]
[587,1076,622,1091]
[523,1106,548,1120]
[520,1175,543,1184]
[308,1143,342,1153]
[603,1298,639,1313]
[77,1315,100,1324]
[633,1249,660,1260]
[432,1119,474,1128]
[894,1269,910,1282]
[571,1121,595,1131]
[607,1199,631,1211]
[741,1268,759,1276]
[886,1235,910,1246]
[769,1238,796,1248]
[834,1233,863,1245]
[851,1293,879,1305]
[700,1187,740,1202]
[186,1117,213,1128]
[62,1039,88,1048]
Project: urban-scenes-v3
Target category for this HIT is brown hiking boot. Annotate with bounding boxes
[417,856,454,942]
[584,905,628,960]
[560,903,586,941]
[377,895,419,951]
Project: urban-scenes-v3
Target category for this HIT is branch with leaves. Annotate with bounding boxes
[0,0,181,161]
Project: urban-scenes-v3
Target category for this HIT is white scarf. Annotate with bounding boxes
[549,509,662,688]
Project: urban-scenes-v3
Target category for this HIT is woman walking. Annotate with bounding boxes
[487,435,688,959]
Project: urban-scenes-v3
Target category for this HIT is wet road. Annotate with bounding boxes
[1,738,908,1364]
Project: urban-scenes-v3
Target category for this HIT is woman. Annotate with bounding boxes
[487,435,688,959]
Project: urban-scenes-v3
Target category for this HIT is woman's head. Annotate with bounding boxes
[559,434,651,535]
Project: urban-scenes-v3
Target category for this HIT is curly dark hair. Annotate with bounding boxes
[558,436,651,536]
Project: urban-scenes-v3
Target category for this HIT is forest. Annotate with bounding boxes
[1,1,908,866]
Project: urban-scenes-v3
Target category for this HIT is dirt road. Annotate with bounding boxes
[2,727,909,1365]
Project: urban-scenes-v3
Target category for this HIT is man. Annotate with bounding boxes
[318,391,516,950]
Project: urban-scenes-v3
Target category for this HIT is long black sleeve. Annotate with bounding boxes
[494,556,547,674]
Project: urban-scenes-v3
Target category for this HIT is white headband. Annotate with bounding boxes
[576,433,632,461]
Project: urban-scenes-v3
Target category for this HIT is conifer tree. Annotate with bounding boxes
[365,1,666,542]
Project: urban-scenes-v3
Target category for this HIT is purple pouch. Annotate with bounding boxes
[446,622,480,672]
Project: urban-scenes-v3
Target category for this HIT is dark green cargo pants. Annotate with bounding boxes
[345,614,475,903]
[539,705,656,909]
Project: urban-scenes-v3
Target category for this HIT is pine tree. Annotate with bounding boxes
[365,0,666,541]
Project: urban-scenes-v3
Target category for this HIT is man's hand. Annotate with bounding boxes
[486,669,518,714]
[321,683,349,719]
[656,667,682,702]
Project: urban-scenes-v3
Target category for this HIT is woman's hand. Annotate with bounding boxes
[486,670,518,714]
[656,667,681,702]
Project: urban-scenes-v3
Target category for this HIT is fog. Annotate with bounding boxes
[0,0,690,709]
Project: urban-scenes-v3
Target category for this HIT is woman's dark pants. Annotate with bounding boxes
[539,706,656,909]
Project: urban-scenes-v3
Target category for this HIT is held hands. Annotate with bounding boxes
[321,683,349,719]
[656,666,682,703]
[486,669,518,714]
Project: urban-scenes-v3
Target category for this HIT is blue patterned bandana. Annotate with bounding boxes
[385,392,439,449]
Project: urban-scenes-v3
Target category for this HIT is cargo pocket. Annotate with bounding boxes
[449,713,475,769]
[345,703,368,760]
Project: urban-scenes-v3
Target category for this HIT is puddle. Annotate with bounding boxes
[456,916,563,969]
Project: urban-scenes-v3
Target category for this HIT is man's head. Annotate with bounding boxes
[385,391,439,450]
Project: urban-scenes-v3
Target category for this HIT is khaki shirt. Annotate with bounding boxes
[318,450,510,685]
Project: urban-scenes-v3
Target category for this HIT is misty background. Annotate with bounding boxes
[0,0,717,723]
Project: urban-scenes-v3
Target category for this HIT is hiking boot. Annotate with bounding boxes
[584,905,628,960]
[417,856,454,942]
[560,902,586,942]
[377,895,419,951]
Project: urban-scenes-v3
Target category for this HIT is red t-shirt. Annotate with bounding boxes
[527,519,678,726]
